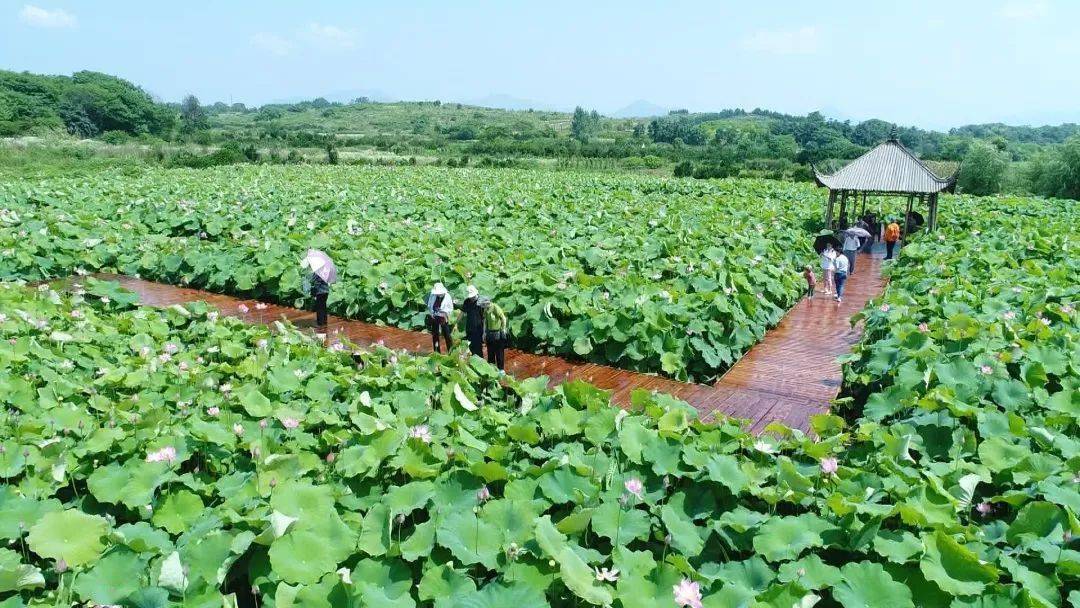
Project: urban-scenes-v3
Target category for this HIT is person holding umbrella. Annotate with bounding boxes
[300,249,337,328]
[460,285,485,357]
[841,226,870,274]
[426,282,454,353]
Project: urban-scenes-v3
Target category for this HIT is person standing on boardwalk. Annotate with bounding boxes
[841,229,861,274]
[820,244,837,295]
[426,282,454,353]
[832,249,850,303]
[803,265,816,299]
[884,218,902,260]
[481,296,508,371]
[300,249,336,328]
[460,284,485,357]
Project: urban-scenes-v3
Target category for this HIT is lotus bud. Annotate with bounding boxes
[55,558,68,573]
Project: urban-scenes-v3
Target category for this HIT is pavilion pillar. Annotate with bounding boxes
[825,190,837,227]
[928,193,938,231]
[838,190,848,228]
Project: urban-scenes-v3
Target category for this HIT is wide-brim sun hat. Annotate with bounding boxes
[466,285,479,298]
[432,283,447,295]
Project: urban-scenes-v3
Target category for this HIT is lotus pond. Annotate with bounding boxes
[0,173,1077,607]
[0,165,820,382]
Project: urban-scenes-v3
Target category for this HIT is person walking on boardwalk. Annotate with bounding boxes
[820,244,837,295]
[300,249,336,328]
[884,218,902,260]
[841,228,862,274]
[481,296,508,371]
[803,265,816,299]
[426,282,454,353]
[832,249,850,303]
[460,284,485,357]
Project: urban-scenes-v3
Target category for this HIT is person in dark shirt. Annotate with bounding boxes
[460,285,485,357]
[310,274,330,327]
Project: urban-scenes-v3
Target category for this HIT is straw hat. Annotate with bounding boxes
[465,285,479,299]
[431,283,447,296]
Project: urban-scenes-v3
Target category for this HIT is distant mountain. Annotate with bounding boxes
[461,94,564,112]
[610,100,672,118]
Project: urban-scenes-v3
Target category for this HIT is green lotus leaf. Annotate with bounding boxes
[777,554,842,590]
[0,488,62,540]
[385,481,435,515]
[591,501,651,544]
[452,582,548,608]
[1006,501,1066,544]
[0,548,44,593]
[436,509,501,569]
[400,520,435,562]
[834,561,913,608]
[72,548,146,604]
[151,489,204,534]
[418,563,476,603]
[27,509,108,567]
[919,531,998,596]
[269,529,344,585]
[660,493,705,557]
[752,514,831,562]
[115,522,174,555]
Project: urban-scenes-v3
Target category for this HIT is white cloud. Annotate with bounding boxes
[741,26,821,55]
[998,0,1049,20]
[251,32,294,56]
[302,22,358,51]
[19,4,76,28]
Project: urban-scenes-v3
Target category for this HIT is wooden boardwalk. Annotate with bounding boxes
[81,251,885,432]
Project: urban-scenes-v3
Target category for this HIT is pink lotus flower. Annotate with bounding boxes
[255,303,268,311]
[880,304,890,313]
[282,417,300,429]
[259,419,268,429]
[1062,305,1075,315]
[1040,317,1051,326]
[163,343,179,354]
[918,322,929,333]
[409,424,432,443]
[1003,311,1016,320]
[820,457,838,475]
[238,304,249,314]
[146,446,177,464]
[976,502,992,515]
[476,486,492,503]
[207,406,220,417]
[70,309,84,319]
[624,477,644,499]
[673,578,703,608]
[178,362,189,372]
[594,567,619,582]
[980,365,993,375]
[233,423,244,436]
[257,339,268,349]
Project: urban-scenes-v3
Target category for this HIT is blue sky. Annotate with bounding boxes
[2,0,1077,129]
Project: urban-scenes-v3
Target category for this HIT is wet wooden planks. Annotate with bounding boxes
[80,253,886,433]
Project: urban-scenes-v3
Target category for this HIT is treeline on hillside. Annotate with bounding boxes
[0,70,174,137]
[3,69,1080,199]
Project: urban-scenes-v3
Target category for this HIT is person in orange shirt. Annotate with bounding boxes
[884,219,901,260]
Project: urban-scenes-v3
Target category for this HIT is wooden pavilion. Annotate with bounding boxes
[812,138,957,231]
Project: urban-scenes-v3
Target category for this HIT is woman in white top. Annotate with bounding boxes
[426,282,455,353]
[820,245,837,295]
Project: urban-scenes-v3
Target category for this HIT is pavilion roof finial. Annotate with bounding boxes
[888,125,899,141]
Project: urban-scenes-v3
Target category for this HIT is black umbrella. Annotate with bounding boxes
[907,211,925,226]
[813,234,842,254]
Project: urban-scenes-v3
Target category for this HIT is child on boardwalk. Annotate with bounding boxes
[803,265,816,299]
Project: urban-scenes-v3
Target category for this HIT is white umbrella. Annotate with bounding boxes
[300,249,337,284]
[843,227,872,238]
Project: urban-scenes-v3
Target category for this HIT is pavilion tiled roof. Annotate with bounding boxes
[813,139,957,194]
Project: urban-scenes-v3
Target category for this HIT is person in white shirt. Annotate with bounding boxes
[426,282,455,353]
[832,252,850,303]
[820,245,837,294]
[842,232,861,274]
